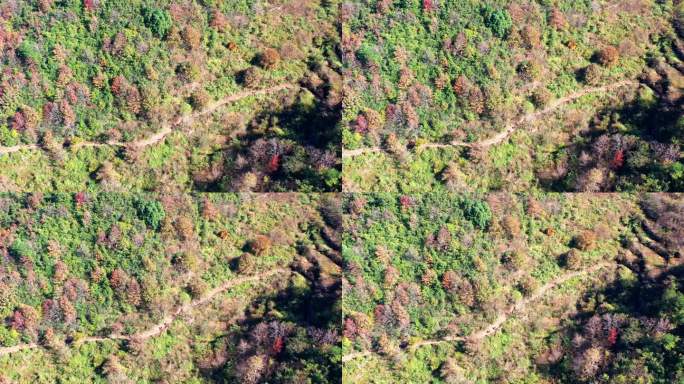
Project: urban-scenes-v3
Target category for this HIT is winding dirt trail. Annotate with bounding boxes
[342,81,637,159]
[0,343,40,356]
[0,144,40,155]
[0,84,297,155]
[0,268,290,357]
[343,262,613,362]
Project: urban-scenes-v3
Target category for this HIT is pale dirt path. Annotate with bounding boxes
[343,262,613,362]
[0,84,297,155]
[342,81,637,159]
[0,268,290,357]
[342,351,373,363]
[0,343,40,356]
[176,83,297,125]
[0,144,40,155]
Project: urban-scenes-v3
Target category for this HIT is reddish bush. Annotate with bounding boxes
[201,198,218,220]
[383,265,399,287]
[610,150,625,170]
[584,64,602,85]
[209,10,228,31]
[53,261,68,282]
[10,111,25,132]
[59,295,76,323]
[190,89,210,110]
[522,25,541,49]
[83,0,96,12]
[421,269,437,285]
[437,227,451,247]
[354,114,368,134]
[10,310,26,331]
[453,75,469,97]
[343,318,357,339]
[442,270,457,291]
[110,75,126,96]
[272,336,284,354]
[109,268,128,291]
[125,86,141,114]
[266,154,280,173]
[467,87,485,114]
[399,195,413,210]
[111,32,127,55]
[74,191,87,206]
[549,8,567,30]
[60,99,75,127]
[565,249,583,270]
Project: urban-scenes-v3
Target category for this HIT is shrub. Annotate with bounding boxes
[240,67,262,88]
[583,64,602,85]
[249,235,272,256]
[501,215,521,237]
[521,25,541,49]
[549,8,567,30]
[518,61,542,81]
[502,250,527,270]
[519,275,539,296]
[564,249,583,270]
[178,62,201,82]
[237,252,256,273]
[531,88,552,108]
[573,231,597,251]
[209,10,228,31]
[258,48,281,70]
[38,0,53,12]
[175,216,194,240]
[17,41,41,64]
[596,46,619,67]
[182,26,201,50]
[190,89,210,110]
[442,270,457,292]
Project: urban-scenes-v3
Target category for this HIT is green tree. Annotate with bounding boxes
[482,6,512,39]
[134,198,166,230]
[142,6,172,38]
[461,198,492,230]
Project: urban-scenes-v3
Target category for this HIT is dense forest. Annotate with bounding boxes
[0,193,341,383]
[342,192,684,383]
[342,0,684,193]
[0,0,341,192]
